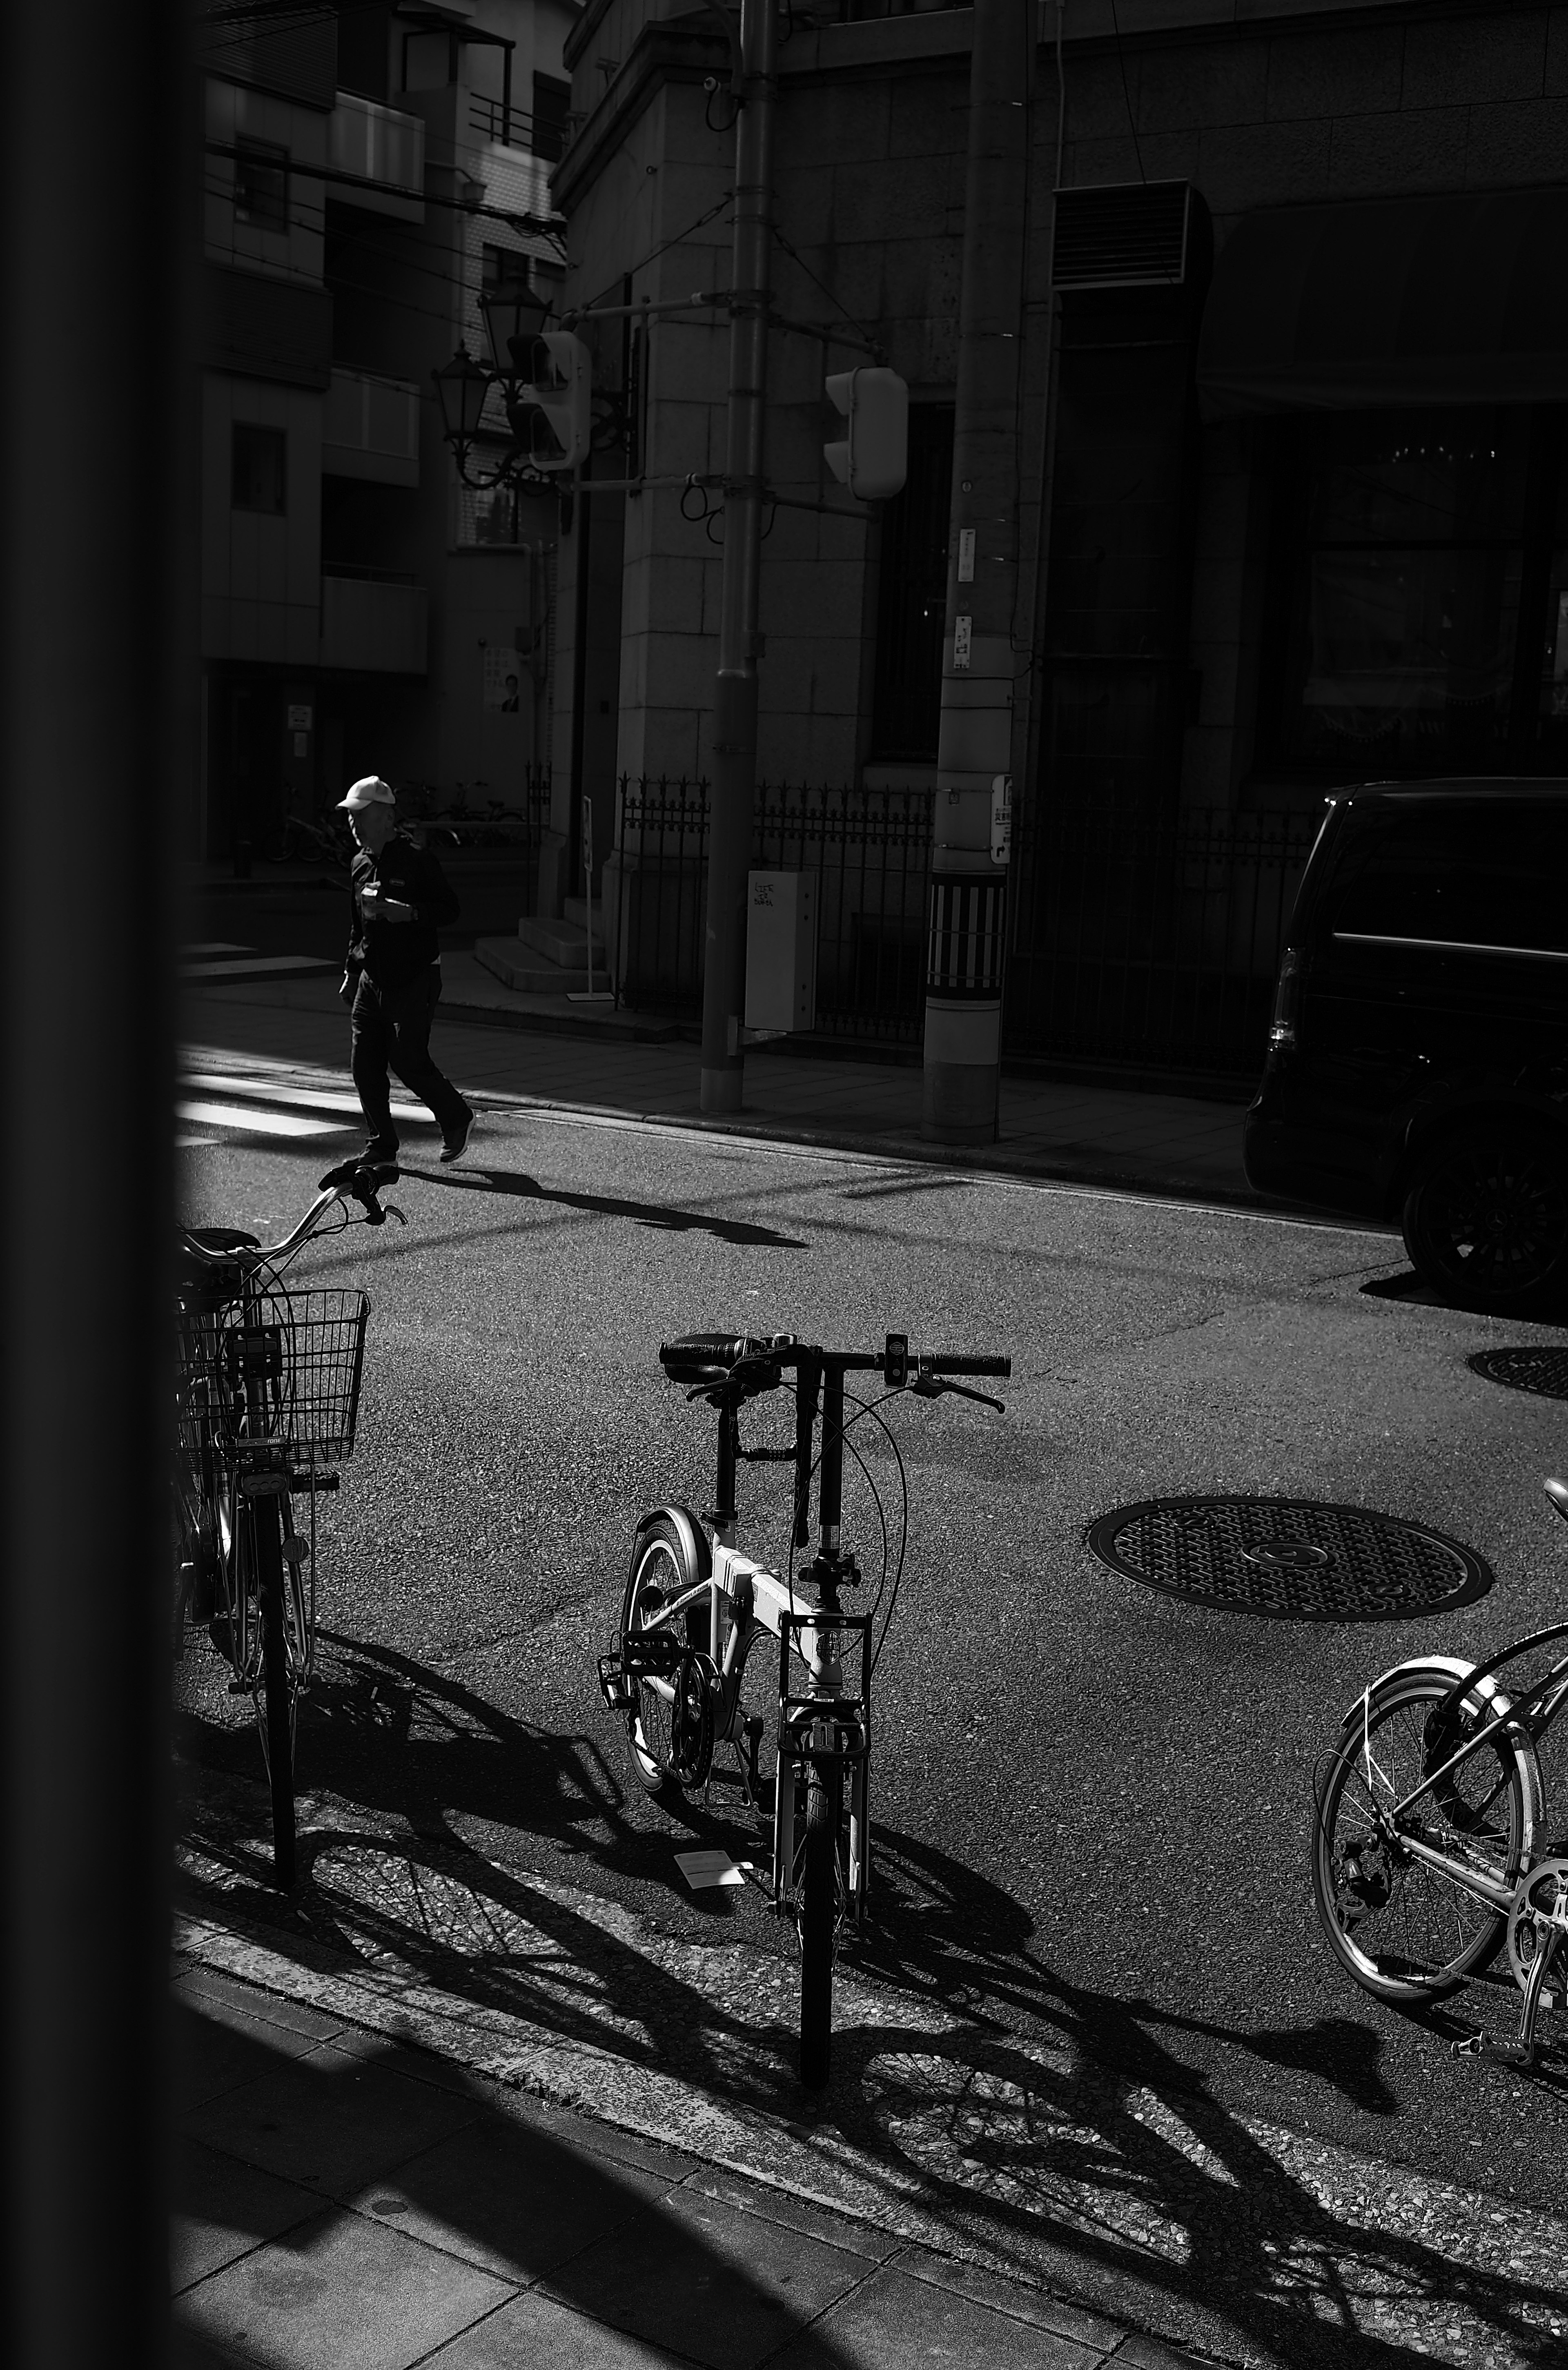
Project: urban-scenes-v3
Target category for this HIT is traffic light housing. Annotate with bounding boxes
[521,331,590,472]
[824,365,908,501]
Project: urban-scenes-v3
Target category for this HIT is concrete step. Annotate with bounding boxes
[517,913,604,968]
[473,938,607,996]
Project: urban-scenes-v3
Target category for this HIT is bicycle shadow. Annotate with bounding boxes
[174,1634,1568,2370]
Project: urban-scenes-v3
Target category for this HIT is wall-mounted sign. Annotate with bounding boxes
[483,644,522,711]
[957,528,975,584]
[286,704,312,731]
[990,773,1012,865]
[953,614,972,671]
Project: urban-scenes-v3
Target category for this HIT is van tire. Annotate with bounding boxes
[1401,1127,1568,1314]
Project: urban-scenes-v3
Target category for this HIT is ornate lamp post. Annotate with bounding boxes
[432,279,555,490]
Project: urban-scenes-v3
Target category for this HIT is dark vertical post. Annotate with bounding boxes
[0,0,189,2362]
[922,0,1035,1143]
[699,0,778,1114]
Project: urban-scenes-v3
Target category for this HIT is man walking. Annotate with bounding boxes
[337,775,474,1170]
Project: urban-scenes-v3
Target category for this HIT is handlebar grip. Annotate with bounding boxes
[917,1354,1012,1378]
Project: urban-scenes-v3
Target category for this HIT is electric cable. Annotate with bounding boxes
[769,222,880,352]
[1107,0,1147,184]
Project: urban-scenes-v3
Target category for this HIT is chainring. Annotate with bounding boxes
[668,1651,718,1788]
[1507,1856,1568,1994]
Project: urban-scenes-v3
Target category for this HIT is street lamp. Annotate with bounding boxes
[478,279,548,379]
[432,345,493,479]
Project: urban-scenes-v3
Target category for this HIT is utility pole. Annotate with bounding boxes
[699,0,778,1115]
[922,0,1035,1143]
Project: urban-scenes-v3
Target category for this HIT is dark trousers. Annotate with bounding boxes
[350,965,468,1159]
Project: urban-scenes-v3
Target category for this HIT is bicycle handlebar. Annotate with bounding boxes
[658,1334,1011,1390]
[179,1164,399,1274]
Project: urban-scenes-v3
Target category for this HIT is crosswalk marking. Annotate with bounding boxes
[177,1099,345,1138]
[180,1070,426,1122]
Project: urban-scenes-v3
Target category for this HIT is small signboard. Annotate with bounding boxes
[286,704,313,731]
[957,527,975,584]
[483,646,523,711]
[990,773,1012,865]
[953,614,972,671]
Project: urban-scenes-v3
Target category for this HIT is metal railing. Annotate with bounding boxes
[1004,805,1317,1075]
[604,778,1313,1075]
[468,93,565,159]
[607,778,933,1043]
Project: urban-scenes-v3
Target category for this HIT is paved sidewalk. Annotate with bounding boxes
[172,1956,1211,2370]
[178,960,1325,1221]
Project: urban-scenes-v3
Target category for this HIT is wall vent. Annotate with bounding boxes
[1051,182,1192,291]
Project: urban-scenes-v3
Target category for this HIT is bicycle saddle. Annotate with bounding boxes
[659,1334,786,1398]
[185,1226,262,1254]
[1545,1478,1568,1526]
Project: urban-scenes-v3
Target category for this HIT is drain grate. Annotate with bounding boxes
[1469,1347,1568,1401]
[1086,1497,1492,1622]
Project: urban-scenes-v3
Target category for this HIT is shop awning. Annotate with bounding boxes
[1196,187,1568,414]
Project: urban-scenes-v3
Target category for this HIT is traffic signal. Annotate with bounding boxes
[824,365,908,500]
[521,331,590,472]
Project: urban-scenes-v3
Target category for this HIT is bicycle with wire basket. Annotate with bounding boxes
[174,1160,402,1889]
[1312,1478,1568,2068]
[597,1329,1010,2089]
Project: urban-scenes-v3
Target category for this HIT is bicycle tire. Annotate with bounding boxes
[800,1759,840,2089]
[1312,1662,1542,2004]
[621,1514,707,1796]
[251,1495,298,1889]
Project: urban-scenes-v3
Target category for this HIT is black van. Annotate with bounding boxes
[1243,780,1568,1313]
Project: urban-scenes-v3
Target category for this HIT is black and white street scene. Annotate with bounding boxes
[12,4,1568,2370]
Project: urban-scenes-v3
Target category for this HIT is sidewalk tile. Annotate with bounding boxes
[768,2261,1107,2369]
[182,2039,479,2196]
[343,2113,682,2285]
[1108,2336,1212,2368]
[173,2136,322,2292]
[174,1991,332,2115]
[176,2203,512,2370]
[903,2250,1126,2352]
[506,2092,705,2184]
[423,2287,688,2366]
[174,1962,347,2050]
[541,2183,873,2370]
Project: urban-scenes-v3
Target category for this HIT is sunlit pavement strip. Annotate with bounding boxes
[177,1099,346,1138]
[175,1795,1568,2370]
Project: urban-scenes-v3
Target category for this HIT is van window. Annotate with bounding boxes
[1329,806,1568,956]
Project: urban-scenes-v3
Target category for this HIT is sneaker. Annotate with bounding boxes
[439,1109,475,1165]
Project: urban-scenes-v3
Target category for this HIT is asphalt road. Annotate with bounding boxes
[174,1107,1568,2234]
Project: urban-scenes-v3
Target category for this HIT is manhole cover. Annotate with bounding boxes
[1469,1347,1568,1401]
[1085,1497,1492,1622]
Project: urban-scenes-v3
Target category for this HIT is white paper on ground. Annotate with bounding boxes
[675,1849,745,1891]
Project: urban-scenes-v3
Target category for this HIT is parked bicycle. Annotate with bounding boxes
[598,1330,1010,2089]
[1312,1478,1568,2067]
[174,1159,401,1888]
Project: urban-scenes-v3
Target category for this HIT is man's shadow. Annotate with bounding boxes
[401,1161,806,1250]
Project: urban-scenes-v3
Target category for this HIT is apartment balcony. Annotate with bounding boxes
[323,368,420,486]
[319,570,428,675]
[327,91,424,220]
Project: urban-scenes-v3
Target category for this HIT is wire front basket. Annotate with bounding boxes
[177,1288,370,1460]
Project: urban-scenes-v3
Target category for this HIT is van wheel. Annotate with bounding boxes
[1401,1130,1568,1314]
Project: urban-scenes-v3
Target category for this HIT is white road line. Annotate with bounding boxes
[180,956,335,979]
[180,1070,425,1121]
[180,942,253,957]
[176,1100,345,1138]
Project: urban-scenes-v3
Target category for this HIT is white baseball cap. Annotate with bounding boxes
[337,775,396,812]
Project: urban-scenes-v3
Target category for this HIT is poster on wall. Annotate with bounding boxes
[482,644,523,713]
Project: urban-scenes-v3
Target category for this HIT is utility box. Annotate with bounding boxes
[745,869,818,1033]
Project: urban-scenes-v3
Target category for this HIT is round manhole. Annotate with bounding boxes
[1469,1347,1568,1401]
[1085,1496,1492,1622]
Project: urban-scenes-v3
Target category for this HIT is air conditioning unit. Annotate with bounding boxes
[1051,181,1192,290]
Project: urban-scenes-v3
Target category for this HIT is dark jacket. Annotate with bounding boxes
[347,831,460,991]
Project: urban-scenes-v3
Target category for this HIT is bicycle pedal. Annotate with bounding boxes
[225,1676,254,1697]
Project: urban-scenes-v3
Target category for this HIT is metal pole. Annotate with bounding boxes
[1,0,188,2360]
[699,0,778,1114]
[922,0,1035,1143]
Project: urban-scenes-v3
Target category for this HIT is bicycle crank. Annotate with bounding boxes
[1507,1855,1568,1998]
[669,1651,718,1789]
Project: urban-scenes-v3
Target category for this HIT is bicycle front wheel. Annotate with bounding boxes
[250,1495,298,1889]
[1312,1664,1541,2004]
[800,1760,841,2089]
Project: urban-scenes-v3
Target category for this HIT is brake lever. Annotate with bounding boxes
[913,1374,1005,1413]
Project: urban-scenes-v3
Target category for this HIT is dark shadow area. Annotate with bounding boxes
[171,1987,865,2367]
[174,1629,1568,2370]
[400,1161,808,1248]
[1361,1268,1568,1331]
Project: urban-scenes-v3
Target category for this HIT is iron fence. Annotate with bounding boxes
[605,778,1316,1075]
[1004,804,1319,1074]
[606,777,934,1042]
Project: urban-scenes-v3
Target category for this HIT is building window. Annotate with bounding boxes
[869,404,953,762]
[234,138,290,234]
[1263,406,1568,776]
[453,477,529,546]
[232,423,287,514]
[532,73,570,161]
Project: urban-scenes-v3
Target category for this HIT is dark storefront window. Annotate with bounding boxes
[232,423,287,514]
[1264,406,1568,775]
[234,138,290,234]
[869,402,953,762]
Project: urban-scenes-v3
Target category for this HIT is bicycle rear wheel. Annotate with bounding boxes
[621,1514,708,1797]
[1312,1663,1541,2003]
[800,1758,841,2089]
[249,1495,298,1889]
